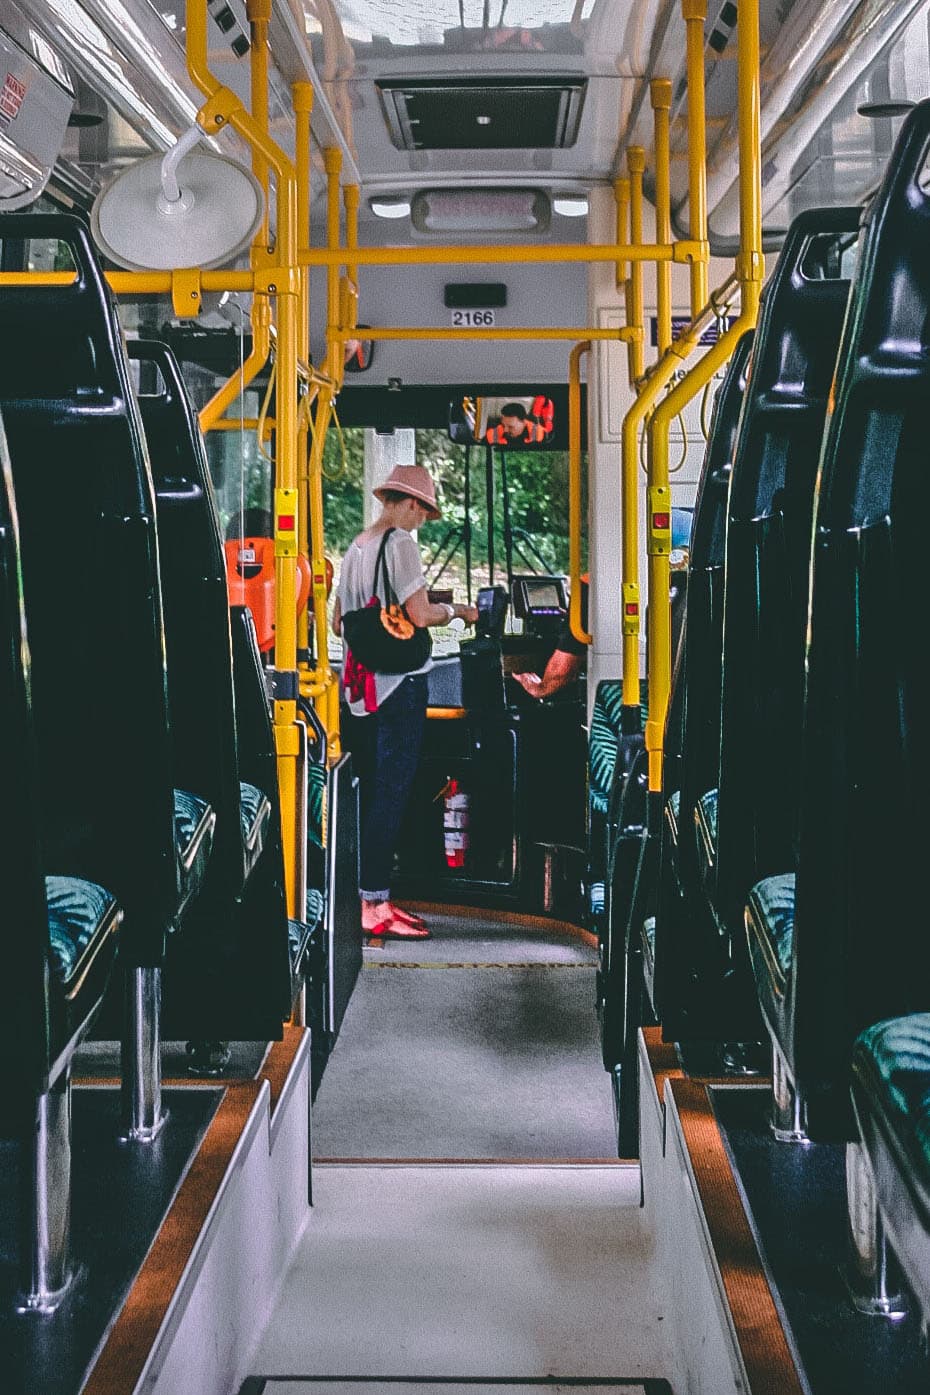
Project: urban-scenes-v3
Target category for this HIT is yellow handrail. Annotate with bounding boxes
[568,341,592,646]
[198,293,271,433]
[652,79,673,358]
[187,0,303,916]
[643,0,763,792]
[614,177,630,289]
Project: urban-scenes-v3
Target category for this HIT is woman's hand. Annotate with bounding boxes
[454,603,479,626]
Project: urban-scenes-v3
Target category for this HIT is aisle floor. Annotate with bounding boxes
[247,914,678,1392]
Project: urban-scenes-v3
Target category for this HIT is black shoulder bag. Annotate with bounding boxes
[341,528,432,675]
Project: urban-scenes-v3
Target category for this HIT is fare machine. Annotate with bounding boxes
[395,576,587,914]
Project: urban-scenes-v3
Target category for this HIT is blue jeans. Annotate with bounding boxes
[342,674,428,900]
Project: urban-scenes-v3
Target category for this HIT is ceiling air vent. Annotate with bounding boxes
[377,78,586,152]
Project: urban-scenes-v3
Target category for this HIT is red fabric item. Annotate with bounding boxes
[343,598,379,712]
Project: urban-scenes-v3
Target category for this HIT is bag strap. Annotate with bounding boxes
[371,527,399,608]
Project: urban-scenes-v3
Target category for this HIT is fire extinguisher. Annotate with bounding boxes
[440,777,470,869]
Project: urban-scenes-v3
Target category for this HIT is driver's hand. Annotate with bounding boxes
[456,604,479,625]
[514,671,543,698]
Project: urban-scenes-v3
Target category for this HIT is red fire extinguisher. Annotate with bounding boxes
[441,778,470,869]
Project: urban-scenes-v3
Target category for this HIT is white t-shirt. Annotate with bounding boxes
[337,528,433,714]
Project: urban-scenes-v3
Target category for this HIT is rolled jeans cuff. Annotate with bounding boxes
[360,889,390,903]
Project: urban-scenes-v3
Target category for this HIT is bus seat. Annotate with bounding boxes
[288,887,326,997]
[308,758,326,850]
[240,780,272,873]
[649,335,755,1042]
[224,535,312,653]
[130,339,261,899]
[744,873,796,1026]
[163,602,292,1044]
[173,789,216,906]
[747,103,930,1145]
[0,418,122,1310]
[0,215,209,1141]
[590,680,624,817]
[695,788,718,880]
[713,207,859,940]
[851,1015,930,1323]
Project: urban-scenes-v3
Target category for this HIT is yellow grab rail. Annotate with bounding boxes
[643,0,762,792]
[568,341,592,647]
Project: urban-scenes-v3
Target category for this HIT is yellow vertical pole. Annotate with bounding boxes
[619,145,647,714]
[614,177,630,289]
[651,80,673,357]
[187,0,303,914]
[644,0,762,792]
[627,148,646,384]
[684,0,710,318]
[246,0,271,252]
[294,81,313,680]
[568,341,592,646]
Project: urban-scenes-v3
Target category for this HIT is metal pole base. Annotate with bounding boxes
[16,1070,79,1314]
[771,1044,809,1143]
[120,967,168,1143]
[842,1141,908,1319]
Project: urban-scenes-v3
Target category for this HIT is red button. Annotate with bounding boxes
[278,514,295,530]
[653,512,670,529]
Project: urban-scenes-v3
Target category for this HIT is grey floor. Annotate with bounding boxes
[247,912,677,1391]
[311,911,617,1160]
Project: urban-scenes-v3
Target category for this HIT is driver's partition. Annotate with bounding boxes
[391,570,587,917]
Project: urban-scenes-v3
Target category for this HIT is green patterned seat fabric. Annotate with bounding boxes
[856,1017,930,1144]
[665,789,681,845]
[590,881,605,918]
[173,788,210,854]
[745,873,795,998]
[240,781,271,845]
[642,914,656,957]
[305,885,325,927]
[589,680,624,816]
[308,761,325,849]
[46,875,119,984]
[288,888,325,971]
[695,787,719,870]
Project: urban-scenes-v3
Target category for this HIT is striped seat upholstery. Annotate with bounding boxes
[589,681,624,816]
[308,761,326,849]
[745,873,796,998]
[46,875,120,985]
[852,1015,930,1323]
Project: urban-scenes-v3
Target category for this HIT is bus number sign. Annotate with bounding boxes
[451,310,496,327]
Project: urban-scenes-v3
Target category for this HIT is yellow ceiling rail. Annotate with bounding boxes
[643,0,763,794]
[298,240,706,267]
[247,0,272,254]
[568,341,592,647]
[331,326,641,341]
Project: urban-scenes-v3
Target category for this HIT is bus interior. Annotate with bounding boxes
[2,0,930,1392]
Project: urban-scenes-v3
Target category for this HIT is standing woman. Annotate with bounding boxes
[332,465,478,941]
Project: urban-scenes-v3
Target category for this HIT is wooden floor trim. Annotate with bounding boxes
[81,1080,267,1395]
[667,1077,805,1395]
[260,1023,310,1115]
[401,901,597,948]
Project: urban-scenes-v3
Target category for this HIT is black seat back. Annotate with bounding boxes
[671,330,753,858]
[0,416,51,1098]
[715,209,859,927]
[163,605,292,1038]
[129,339,246,892]
[793,101,930,1099]
[0,214,176,965]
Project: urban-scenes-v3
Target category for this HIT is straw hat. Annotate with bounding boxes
[373,464,442,520]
